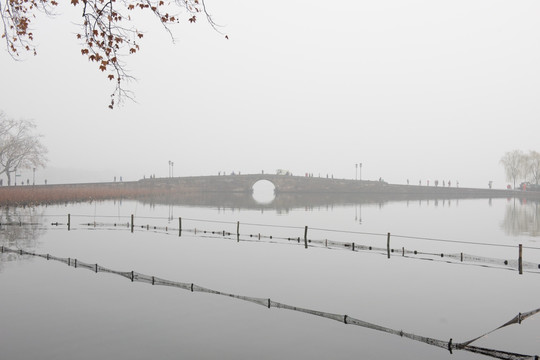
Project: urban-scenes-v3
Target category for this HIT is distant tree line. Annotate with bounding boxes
[500,150,540,189]
[0,111,48,186]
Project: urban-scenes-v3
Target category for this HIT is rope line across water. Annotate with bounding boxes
[1,246,538,360]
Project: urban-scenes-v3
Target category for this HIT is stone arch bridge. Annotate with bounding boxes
[136,174,529,198]
[139,174,388,194]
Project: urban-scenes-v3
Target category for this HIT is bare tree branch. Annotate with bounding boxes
[0,112,48,185]
[1,0,221,108]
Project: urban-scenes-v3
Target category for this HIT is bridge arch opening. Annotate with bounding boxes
[252,180,276,204]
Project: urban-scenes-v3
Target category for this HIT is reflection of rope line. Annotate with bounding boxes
[39,223,540,274]
[73,221,540,273]
[1,246,538,360]
[5,217,535,273]
[3,218,540,272]
[5,214,540,250]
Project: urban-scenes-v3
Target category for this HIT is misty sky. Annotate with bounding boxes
[1,0,539,188]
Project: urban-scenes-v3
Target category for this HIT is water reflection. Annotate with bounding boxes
[134,191,473,212]
[501,199,540,237]
[3,245,538,360]
[1,199,539,359]
[0,207,45,248]
[0,206,46,270]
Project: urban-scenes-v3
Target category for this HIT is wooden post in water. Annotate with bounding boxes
[130,214,134,233]
[237,221,240,242]
[519,244,523,274]
[179,217,182,237]
[387,233,391,259]
[67,214,71,231]
[304,226,308,249]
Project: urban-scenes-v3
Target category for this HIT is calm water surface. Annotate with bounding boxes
[1,194,539,360]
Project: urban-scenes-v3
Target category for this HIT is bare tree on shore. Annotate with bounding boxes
[524,150,540,186]
[500,149,540,188]
[500,150,525,189]
[0,112,48,186]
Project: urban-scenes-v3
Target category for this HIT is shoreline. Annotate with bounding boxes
[0,175,539,207]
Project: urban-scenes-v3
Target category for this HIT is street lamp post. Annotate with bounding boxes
[171,162,174,178]
[14,168,21,186]
[168,160,171,178]
[359,163,362,181]
[355,164,358,180]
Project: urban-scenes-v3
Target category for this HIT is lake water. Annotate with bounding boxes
[1,192,539,360]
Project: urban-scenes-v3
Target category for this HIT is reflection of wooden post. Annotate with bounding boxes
[67,214,71,231]
[131,214,134,233]
[387,233,391,259]
[519,244,523,275]
[304,226,308,249]
[179,217,182,237]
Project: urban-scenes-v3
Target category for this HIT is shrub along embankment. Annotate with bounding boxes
[0,182,163,207]
[1,178,539,207]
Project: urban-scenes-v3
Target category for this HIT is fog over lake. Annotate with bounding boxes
[1,1,540,187]
[2,1,540,359]
[1,194,539,359]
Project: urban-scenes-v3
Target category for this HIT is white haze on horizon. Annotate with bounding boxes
[1,0,540,189]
